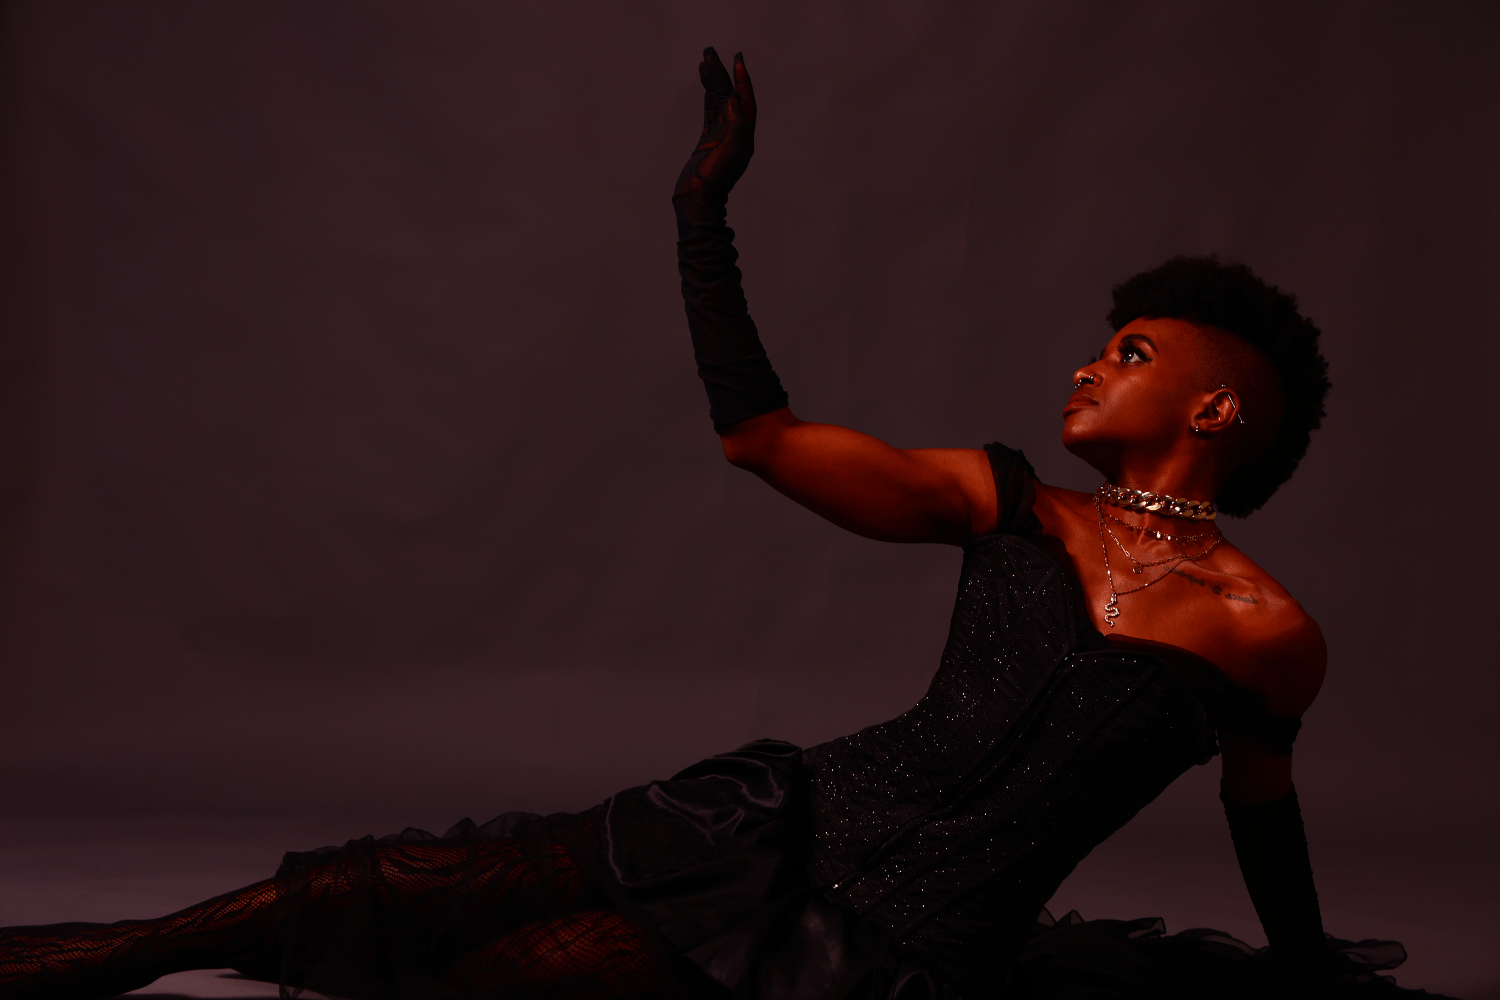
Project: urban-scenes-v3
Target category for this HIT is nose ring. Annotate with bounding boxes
[1073,374,1096,389]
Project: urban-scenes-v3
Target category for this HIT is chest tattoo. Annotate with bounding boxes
[1171,568,1259,604]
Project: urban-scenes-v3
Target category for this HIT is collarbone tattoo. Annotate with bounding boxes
[1171,567,1259,604]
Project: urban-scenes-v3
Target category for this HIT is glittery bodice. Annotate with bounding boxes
[798,446,1223,995]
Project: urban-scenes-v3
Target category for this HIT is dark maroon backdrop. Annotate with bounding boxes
[0,4,1496,991]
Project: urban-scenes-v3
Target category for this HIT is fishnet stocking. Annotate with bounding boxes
[0,879,282,1000]
[449,912,660,993]
[0,827,665,1000]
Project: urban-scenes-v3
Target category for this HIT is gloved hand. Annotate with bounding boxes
[674,48,757,205]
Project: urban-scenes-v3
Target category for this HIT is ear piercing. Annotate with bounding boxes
[1195,388,1248,434]
[1220,385,1247,425]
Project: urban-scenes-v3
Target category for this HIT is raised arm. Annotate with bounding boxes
[721,413,993,544]
[673,50,994,545]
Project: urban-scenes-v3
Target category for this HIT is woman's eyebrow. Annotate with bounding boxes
[1120,333,1158,353]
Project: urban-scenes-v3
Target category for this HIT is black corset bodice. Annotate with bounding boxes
[800,525,1219,994]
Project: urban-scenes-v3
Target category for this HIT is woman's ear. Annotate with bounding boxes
[1192,388,1241,436]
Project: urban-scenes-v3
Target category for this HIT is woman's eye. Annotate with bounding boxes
[1120,347,1138,361]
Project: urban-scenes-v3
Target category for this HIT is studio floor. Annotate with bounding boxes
[2,787,1494,1000]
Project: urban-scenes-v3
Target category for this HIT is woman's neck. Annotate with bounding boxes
[1100,450,1224,507]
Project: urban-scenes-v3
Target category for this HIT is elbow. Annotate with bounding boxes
[718,408,794,470]
[723,434,756,470]
[719,429,759,469]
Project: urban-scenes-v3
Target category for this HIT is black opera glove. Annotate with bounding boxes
[672,47,789,433]
[1221,784,1337,994]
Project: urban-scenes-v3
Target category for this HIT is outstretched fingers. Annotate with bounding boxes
[679,46,756,193]
[732,52,756,125]
[698,47,733,100]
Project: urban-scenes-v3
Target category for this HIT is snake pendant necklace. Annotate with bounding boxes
[1094,488,1223,628]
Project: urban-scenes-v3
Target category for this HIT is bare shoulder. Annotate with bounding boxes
[1032,481,1095,523]
[1029,483,1327,716]
[1208,542,1328,717]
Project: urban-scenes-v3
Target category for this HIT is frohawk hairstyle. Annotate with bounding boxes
[1106,255,1331,517]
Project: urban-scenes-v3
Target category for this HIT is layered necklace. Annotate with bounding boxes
[1094,485,1222,628]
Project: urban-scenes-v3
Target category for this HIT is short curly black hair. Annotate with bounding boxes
[1106,255,1331,517]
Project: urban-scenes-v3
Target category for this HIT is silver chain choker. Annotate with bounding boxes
[1097,484,1217,521]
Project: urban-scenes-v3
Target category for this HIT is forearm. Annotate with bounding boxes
[1222,783,1331,988]
[1220,732,1293,804]
[674,190,789,431]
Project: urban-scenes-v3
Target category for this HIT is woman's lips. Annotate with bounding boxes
[1063,392,1098,416]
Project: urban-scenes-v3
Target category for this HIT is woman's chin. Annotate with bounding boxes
[1060,416,1096,453]
[1061,427,1113,471]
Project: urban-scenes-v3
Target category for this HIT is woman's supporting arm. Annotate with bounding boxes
[1219,623,1336,994]
[1221,781,1334,995]
[673,50,995,545]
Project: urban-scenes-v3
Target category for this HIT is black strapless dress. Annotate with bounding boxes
[0,445,1445,1000]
